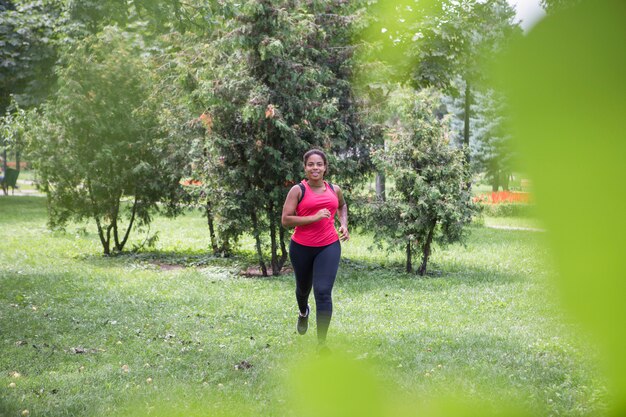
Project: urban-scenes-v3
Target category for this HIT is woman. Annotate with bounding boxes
[281,149,349,347]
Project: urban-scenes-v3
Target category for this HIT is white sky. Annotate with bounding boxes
[507,0,547,31]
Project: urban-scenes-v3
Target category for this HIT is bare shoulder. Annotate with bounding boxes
[288,184,302,198]
[333,184,346,204]
[332,184,342,193]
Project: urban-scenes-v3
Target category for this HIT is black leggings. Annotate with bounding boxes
[289,239,341,342]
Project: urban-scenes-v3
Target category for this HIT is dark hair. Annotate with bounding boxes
[303,149,328,166]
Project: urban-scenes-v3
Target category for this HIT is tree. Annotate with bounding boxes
[369,89,475,275]
[444,88,514,190]
[196,0,373,275]
[64,0,219,36]
[0,0,63,114]
[26,27,189,255]
[0,100,28,172]
[411,0,519,154]
[359,0,520,155]
[148,31,235,256]
[469,89,514,191]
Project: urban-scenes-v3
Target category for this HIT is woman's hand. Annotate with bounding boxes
[316,208,331,221]
[338,225,349,241]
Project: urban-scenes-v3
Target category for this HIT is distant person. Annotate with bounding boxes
[281,149,349,351]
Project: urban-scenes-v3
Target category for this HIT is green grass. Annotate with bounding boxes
[483,216,545,230]
[0,197,606,417]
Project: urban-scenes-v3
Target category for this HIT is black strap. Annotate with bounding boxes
[298,182,305,203]
[297,181,335,203]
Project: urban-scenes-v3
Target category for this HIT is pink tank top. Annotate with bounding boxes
[291,180,339,247]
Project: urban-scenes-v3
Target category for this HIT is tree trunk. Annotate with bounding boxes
[279,224,288,266]
[112,217,119,252]
[406,240,412,273]
[491,172,500,192]
[502,172,510,191]
[116,196,138,251]
[206,200,219,254]
[251,209,267,276]
[112,192,123,251]
[268,201,280,275]
[375,172,386,201]
[94,216,110,255]
[87,179,110,255]
[418,224,436,276]
[105,224,113,255]
[221,238,231,257]
[463,79,471,155]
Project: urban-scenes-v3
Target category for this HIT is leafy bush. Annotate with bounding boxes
[191,0,373,275]
[26,28,189,255]
[369,89,476,275]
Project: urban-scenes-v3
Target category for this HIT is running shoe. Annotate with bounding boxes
[297,305,310,335]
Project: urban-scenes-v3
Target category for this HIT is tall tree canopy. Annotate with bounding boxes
[0,0,63,113]
[195,0,372,275]
[359,0,520,155]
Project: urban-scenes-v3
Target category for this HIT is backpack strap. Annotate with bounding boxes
[298,182,306,203]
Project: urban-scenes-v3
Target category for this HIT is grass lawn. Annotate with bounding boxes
[483,216,545,230]
[0,197,606,417]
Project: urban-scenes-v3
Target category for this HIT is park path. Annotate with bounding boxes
[486,225,546,232]
[1,179,44,197]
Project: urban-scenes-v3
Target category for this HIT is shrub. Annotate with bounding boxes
[369,89,476,275]
[26,28,189,255]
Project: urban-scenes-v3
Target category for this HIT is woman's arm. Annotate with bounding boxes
[335,185,349,241]
[281,185,331,228]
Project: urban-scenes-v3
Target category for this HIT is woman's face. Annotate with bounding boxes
[304,154,326,181]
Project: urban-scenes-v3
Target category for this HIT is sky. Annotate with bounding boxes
[507,0,547,31]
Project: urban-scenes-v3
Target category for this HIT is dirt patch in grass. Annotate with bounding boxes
[240,266,293,277]
[152,262,185,271]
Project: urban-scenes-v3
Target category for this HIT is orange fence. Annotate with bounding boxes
[473,191,531,204]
